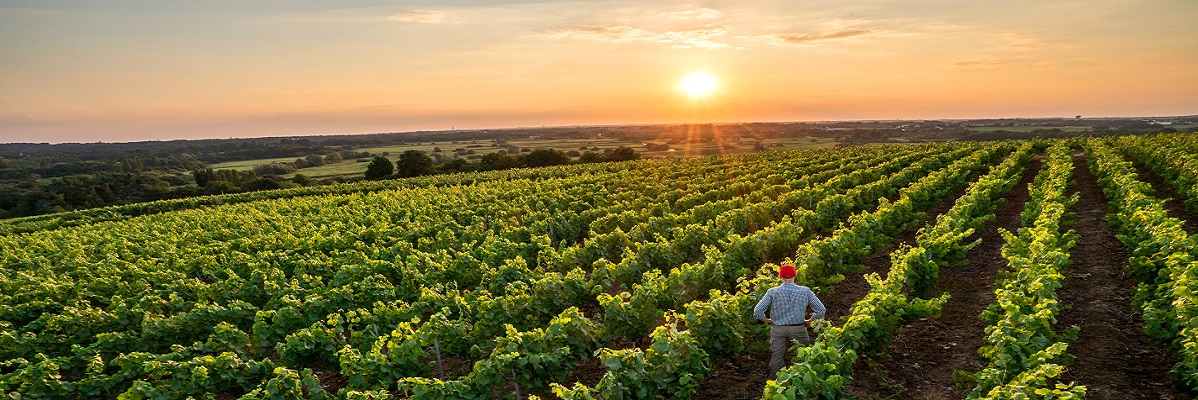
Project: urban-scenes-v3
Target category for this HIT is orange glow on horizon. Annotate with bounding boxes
[0,2,1195,143]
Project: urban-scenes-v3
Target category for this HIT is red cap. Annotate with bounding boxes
[779,264,797,279]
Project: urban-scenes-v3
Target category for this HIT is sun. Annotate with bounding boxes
[680,71,717,97]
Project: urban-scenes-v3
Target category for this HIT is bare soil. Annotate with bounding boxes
[689,336,774,400]
[843,155,1041,399]
[1054,154,1188,399]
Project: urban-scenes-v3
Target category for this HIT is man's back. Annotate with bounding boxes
[754,282,826,325]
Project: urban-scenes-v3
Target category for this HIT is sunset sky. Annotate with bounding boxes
[2,0,1196,143]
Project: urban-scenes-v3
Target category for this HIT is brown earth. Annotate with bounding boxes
[841,155,1040,399]
[1053,153,1188,399]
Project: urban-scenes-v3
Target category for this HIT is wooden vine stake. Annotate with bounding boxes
[433,338,445,380]
[513,369,522,400]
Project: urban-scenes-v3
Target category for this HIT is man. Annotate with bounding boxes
[753,264,826,377]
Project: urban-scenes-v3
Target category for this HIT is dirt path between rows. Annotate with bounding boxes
[694,160,992,399]
[843,155,1040,399]
[1055,153,1187,399]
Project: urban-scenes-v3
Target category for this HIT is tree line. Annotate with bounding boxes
[0,147,642,219]
[365,147,641,180]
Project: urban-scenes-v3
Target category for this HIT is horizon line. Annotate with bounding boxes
[3,114,1195,146]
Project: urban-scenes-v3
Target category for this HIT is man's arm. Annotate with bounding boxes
[753,290,773,324]
[806,289,826,322]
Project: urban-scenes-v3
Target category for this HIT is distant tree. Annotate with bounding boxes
[606,147,641,162]
[566,150,581,157]
[192,168,255,187]
[478,152,518,171]
[218,169,256,186]
[645,143,670,151]
[244,177,282,191]
[395,150,433,178]
[578,152,604,163]
[520,149,571,168]
[291,174,313,186]
[433,147,442,152]
[203,180,240,194]
[304,154,326,167]
[364,156,394,180]
[324,152,343,163]
[253,162,297,176]
[159,173,190,186]
[243,176,298,192]
[192,168,216,187]
[438,158,471,173]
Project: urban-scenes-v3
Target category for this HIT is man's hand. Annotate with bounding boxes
[760,318,773,325]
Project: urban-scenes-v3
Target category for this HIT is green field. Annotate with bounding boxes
[210,136,841,180]
[207,156,309,171]
[5,134,1198,398]
[6,142,982,398]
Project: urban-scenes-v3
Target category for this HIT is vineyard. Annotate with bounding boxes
[3,134,1198,399]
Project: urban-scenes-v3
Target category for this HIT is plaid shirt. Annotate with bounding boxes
[753,282,826,325]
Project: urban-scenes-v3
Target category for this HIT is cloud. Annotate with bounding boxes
[0,113,37,126]
[952,58,1014,68]
[750,29,872,46]
[661,8,723,21]
[1000,33,1047,50]
[998,32,1074,51]
[952,55,1058,69]
[953,32,1074,69]
[388,10,447,23]
[540,24,732,49]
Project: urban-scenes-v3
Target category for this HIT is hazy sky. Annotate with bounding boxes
[2,0,1196,143]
